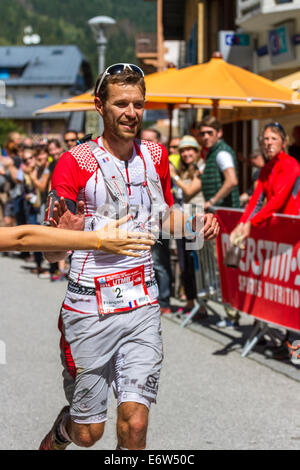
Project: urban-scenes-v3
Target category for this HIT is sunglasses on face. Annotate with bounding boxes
[64,139,77,143]
[199,130,214,137]
[95,63,144,97]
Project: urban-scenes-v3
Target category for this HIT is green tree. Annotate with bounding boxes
[0,119,23,147]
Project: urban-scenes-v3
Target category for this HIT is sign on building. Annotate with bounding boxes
[218,31,253,70]
[268,21,295,65]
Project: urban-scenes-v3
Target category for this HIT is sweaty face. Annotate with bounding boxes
[96,83,144,141]
[263,128,285,160]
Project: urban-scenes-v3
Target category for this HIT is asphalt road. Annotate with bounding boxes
[1,255,300,450]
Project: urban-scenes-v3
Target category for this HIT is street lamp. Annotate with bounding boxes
[88,16,116,74]
[88,16,116,134]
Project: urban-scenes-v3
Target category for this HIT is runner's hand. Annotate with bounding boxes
[49,197,85,231]
[97,214,155,257]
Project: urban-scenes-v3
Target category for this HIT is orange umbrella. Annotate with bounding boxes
[34,100,94,115]
[146,53,300,115]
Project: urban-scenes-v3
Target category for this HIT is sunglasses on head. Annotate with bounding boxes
[95,63,144,97]
[264,122,286,138]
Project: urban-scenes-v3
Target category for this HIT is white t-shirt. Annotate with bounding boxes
[216,150,234,172]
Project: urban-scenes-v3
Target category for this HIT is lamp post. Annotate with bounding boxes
[88,16,116,134]
[88,16,116,74]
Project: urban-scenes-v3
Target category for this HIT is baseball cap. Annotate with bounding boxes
[178,135,200,151]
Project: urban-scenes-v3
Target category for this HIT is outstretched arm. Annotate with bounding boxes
[0,217,154,256]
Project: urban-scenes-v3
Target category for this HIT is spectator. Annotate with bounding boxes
[199,115,240,328]
[230,121,300,359]
[141,126,171,314]
[141,128,161,143]
[16,148,44,275]
[288,125,300,164]
[2,139,23,229]
[48,138,63,178]
[168,136,181,169]
[46,138,66,281]
[64,130,78,151]
[30,145,51,222]
[190,120,208,159]
[169,135,205,315]
[22,135,34,149]
[239,149,266,207]
[0,155,8,225]
[77,131,85,141]
[230,122,300,247]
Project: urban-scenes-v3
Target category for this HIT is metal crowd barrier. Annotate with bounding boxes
[180,240,223,328]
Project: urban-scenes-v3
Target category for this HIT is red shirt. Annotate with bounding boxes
[51,138,174,209]
[240,151,300,227]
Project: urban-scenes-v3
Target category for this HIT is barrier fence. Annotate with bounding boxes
[180,208,300,356]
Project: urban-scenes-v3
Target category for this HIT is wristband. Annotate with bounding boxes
[209,198,215,205]
[96,231,102,250]
[174,175,180,182]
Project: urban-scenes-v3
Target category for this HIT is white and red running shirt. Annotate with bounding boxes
[50,137,174,290]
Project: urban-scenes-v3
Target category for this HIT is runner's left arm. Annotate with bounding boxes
[157,145,220,241]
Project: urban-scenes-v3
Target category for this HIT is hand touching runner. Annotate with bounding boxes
[49,197,154,257]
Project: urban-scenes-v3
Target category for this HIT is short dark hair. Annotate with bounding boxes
[47,138,63,149]
[34,144,48,156]
[64,130,78,138]
[143,128,161,140]
[94,69,145,105]
[199,115,222,132]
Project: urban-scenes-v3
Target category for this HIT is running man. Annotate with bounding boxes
[39,63,220,450]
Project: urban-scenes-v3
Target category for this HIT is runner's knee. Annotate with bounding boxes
[70,421,105,448]
[117,403,148,447]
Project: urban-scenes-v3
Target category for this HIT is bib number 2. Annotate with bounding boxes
[94,266,150,314]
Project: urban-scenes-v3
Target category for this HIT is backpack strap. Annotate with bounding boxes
[87,140,128,206]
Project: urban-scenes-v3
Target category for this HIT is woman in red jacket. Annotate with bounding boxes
[230,122,300,247]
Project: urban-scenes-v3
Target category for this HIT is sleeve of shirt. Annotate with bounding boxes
[249,163,300,227]
[16,167,24,182]
[239,178,265,225]
[156,144,174,207]
[216,151,235,172]
[50,151,84,202]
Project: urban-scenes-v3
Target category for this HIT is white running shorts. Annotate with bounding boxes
[59,299,163,423]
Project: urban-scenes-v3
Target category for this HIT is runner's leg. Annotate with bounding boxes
[116,402,149,450]
[66,420,105,448]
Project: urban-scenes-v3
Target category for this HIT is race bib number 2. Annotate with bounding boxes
[94,266,150,314]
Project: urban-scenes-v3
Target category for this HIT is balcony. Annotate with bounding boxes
[236,0,300,32]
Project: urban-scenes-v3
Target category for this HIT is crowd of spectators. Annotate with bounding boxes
[141,121,300,337]
[0,129,83,280]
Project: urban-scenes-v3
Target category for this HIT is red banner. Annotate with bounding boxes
[216,209,300,331]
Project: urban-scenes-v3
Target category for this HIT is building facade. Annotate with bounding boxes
[236,0,300,138]
[0,45,93,136]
